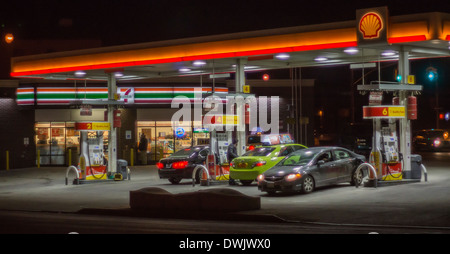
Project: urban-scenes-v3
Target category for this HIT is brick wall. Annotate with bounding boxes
[0,88,35,170]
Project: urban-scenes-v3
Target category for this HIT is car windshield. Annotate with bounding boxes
[242,147,276,156]
[279,149,318,166]
[170,147,201,157]
[427,130,446,138]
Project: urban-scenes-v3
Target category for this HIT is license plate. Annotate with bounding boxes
[267,182,274,188]
[166,164,171,168]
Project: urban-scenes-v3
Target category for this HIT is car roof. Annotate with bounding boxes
[189,145,209,150]
[293,146,347,153]
[261,143,305,148]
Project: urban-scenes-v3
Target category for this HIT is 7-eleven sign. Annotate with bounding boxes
[117,87,134,104]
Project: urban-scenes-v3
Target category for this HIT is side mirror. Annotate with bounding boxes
[317,160,325,166]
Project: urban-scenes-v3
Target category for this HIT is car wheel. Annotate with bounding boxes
[240,180,253,186]
[351,168,364,186]
[169,177,182,184]
[195,170,201,184]
[301,175,314,194]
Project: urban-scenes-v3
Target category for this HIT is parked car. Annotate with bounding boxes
[413,129,450,151]
[230,143,307,185]
[157,145,210,184]
[257,146,366,194]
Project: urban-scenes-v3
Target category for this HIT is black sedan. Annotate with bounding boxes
[157,145,210,184]
[413,129,450,151]
[257,147,366,194]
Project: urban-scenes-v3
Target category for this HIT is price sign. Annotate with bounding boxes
[363,106,406,119]
[75,122,111,131]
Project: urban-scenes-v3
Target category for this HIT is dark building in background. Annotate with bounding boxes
[0,39,102,170]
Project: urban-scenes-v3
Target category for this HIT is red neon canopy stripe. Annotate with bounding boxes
[10,41,357,77]
[9,34,430,78]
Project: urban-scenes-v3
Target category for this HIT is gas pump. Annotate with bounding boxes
[204,129,231,182]
[75,122,109,181]
[369,117,403,181]
[74,121,129,183]
[79,130,107,180]
[363,105,407,181]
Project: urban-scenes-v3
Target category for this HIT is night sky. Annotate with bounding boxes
[1,0,450,45]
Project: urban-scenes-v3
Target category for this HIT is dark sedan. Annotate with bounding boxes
[413,129,450,151]
[257,147,366,194]
[157,145,210,184]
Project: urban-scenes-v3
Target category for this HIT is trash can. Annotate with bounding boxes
[408,154,422,180]
[117,159,129,180]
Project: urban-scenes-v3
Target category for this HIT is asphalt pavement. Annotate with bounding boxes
[0,151,449,233]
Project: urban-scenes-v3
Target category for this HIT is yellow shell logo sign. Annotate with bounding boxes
[359,12,383,39]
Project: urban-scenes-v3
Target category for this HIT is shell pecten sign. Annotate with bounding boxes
[359,12,383,39]
[356,7,388,46]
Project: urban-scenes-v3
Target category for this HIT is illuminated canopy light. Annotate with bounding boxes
[344,47,359,54]
[314,56,328,62]
[275,53,290,59]
[381,50,396,56]
[179,68,191,72]
[74,71,86,77]
[193,60,206,66]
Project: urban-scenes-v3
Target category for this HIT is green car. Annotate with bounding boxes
[230,144,307,185]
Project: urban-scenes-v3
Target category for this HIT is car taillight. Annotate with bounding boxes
[172,161,188,169]
[253,161,266,167]
[156,162,164,169]
[248,145,255,151]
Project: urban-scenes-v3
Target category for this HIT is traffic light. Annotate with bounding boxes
[394,69,401,82]
[426,67,438,82]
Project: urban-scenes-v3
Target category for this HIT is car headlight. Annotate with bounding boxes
[285,173,302,182]
[434,138,441,147]
[257,174,265,182]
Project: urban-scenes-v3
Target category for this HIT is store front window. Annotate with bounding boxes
[137,121,202,164]
[36,122,79,165]
[35,122,108,166]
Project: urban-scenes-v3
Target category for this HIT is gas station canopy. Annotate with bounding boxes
[10,10,450,81]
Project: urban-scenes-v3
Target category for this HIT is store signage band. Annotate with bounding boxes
[16,86,229,105]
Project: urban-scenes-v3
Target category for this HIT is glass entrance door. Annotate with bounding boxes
[35,122,80,166]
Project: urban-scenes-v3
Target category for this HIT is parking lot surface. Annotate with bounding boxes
[0,153,449,231]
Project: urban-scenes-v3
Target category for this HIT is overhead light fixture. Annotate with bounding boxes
[179,68,191,72]
[381,50,396,57]
[114,72,123,78]
[193,60,206,66]
[275,53,290,59]
[314,56,328,62]
[74,71,86,77]
[344,48,359,54]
